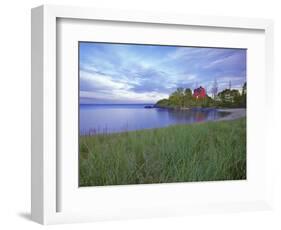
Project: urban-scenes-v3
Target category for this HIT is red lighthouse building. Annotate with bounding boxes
[193,86,206,99]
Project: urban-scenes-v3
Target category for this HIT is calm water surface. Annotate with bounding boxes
[80,104,229,135]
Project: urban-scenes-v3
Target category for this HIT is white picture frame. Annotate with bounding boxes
[31,4,274,225]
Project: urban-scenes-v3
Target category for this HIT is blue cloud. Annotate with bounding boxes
[79,42,246,104]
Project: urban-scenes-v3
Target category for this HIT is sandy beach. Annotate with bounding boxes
[217,108,246,121]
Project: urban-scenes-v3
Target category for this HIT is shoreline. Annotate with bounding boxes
[216,108,246,121]
[80,118,246,186]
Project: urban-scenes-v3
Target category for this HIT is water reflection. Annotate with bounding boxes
[166,108,227,123]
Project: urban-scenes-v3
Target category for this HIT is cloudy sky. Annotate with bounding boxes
[79,42,246,104]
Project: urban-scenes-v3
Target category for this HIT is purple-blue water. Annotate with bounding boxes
[80,104,228,135]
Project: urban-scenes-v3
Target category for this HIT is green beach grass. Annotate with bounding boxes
[79,118,246,186]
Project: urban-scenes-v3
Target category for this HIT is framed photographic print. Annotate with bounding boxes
[31,5,274,224]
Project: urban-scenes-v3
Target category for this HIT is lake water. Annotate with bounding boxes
[80,104,229,135]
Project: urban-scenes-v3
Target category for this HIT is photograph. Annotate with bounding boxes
[78,42,247,187]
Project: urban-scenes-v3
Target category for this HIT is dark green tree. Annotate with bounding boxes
[183,88,193,107]
[169,88,185,107]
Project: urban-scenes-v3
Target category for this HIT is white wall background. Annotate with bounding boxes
[0,0,280,229]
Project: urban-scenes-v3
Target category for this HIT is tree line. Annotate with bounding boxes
[155,82,246,109]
